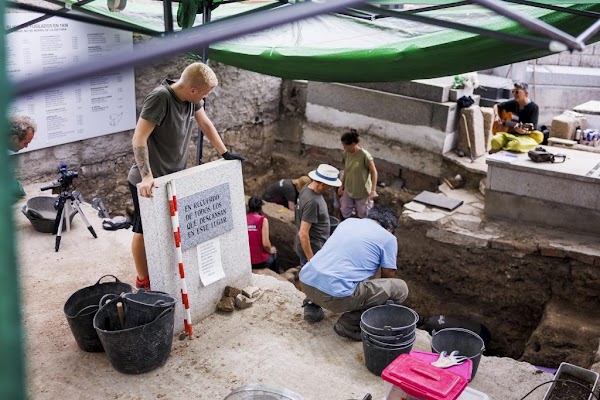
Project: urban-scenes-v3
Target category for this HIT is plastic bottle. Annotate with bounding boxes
[575,126,582,143]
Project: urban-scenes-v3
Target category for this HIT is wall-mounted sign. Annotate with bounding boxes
[178,183,233,251]
[5,13,136,152]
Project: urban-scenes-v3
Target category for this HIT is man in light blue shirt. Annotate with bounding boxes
[299,205,409,341]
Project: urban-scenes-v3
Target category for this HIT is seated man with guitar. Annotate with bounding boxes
[490,82,544,153]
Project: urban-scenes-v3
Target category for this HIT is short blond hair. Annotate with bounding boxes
[180,62,218,91]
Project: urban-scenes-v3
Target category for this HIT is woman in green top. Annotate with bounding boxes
[337,130,378,219]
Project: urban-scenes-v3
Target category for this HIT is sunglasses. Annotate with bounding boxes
[512,89,523,94]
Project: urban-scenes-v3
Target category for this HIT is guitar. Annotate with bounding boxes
[492,110,519,134]
[492,110,534,134]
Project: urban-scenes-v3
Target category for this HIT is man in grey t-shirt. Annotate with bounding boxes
[295,164,341,323]
[128,62,244,290]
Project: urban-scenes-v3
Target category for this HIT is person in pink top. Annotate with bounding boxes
[246,196,279,272]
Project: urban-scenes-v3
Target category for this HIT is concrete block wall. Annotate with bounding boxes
[525,64,600,126]
[536,43,600,68]
[303,81,461,181]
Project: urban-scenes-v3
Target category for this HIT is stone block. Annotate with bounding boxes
[139,159,252,334]
[447,214,482,230]
[351,77,452,103]
[425,227,492,248]
[539,244,568,258]
[242,286,260,298]
[217,296,235,312]
[457,107,485,158]
[404,201,427,213]
[224,286,242,297]
[406,212,446,223]
[307,82,457,132]
[481,107,494,151]
[550,113,578,140]
[235,293,255,309]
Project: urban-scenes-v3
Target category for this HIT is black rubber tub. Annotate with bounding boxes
[63,275,133,352]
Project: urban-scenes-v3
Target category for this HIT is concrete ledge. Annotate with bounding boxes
[307,82,457,132]
[302,121,448,178]
[486,148,600,209]
[525,64,600,87]
[351,77,452,103]
[484,190,600,235]
[425,226,495,248]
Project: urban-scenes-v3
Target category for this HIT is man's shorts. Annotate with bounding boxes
[128,182,143,234]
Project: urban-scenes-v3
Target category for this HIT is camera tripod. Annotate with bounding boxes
[52,190,97,252]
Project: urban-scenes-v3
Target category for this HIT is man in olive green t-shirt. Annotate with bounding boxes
[128,62,244,290]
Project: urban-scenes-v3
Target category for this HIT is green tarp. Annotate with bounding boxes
[208,2,600,81]
[40,1,600,81]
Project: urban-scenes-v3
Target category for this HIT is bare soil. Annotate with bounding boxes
[15,182,557,400]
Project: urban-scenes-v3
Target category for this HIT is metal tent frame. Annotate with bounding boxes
[2,2,600,397]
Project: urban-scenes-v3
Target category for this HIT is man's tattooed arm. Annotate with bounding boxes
[133,145,151,178]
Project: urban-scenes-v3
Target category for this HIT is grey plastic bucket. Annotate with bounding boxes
[360,300,419,336]
[362,335,415,376]
[431,327,485,380]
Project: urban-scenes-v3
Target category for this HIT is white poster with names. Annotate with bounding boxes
[5,13,136,152]
[197,238,225,286]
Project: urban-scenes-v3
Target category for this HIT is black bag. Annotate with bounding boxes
[527,147,566,163]
[457,96,474,109]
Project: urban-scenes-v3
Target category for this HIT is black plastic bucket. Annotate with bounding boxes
[94,297,175,374]
[360,301,419,336]
[431,328,485,380]
[120,290,177,328]
[362,335,415,376]
[359,321,416,345]
[63,275,133,352]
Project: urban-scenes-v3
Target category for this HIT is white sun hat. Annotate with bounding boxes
[308,164,342,187]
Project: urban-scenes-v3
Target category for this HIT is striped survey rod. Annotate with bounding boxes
[166,181,194,338]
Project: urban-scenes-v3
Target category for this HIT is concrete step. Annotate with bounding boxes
[480,97,509,108]
[351,77,454,103]
[474,74,513,100]
[307,82,458,132]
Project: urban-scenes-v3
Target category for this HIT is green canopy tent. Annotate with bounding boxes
[8,0,600,84]
[3,3,600,396]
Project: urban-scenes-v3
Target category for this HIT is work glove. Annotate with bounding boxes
[221,151,245,162]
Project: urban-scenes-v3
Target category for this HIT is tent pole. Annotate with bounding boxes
[197,0,214,166]
[472,0,584,51]
[164,0,174,32]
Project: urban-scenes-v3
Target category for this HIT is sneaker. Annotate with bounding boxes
[333,322,362,342]
[135,276,151,291]
[302,298,324,323]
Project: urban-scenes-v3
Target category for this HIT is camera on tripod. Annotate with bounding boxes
[41,162,79,193]
[39,162,97,252]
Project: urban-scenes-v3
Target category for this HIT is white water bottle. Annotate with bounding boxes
[575,126,582,143]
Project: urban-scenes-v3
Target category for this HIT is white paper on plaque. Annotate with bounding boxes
[197,238,225,286]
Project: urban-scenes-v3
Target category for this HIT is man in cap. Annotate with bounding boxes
[296,164,341,322]
[299,205,408,340]
[490,82,544,153]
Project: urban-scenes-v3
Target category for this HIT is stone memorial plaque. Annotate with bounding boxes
[178,183,233,251]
